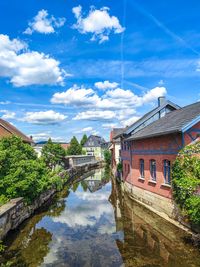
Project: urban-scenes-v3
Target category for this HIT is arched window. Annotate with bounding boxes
[140,159,144,178]
[150,159,156,181]
[163,160,171,184]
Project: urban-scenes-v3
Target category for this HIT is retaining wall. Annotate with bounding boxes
[0,161,102,240]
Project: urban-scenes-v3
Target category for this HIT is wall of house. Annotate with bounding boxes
[83,146,103,160]
[184,121,200,145]
[121,133,183,199]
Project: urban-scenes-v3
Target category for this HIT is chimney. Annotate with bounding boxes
[158,96,166,106]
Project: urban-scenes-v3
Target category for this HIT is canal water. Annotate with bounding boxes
[1,167,200,267]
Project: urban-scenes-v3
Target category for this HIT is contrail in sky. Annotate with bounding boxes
[120,0,127,89]
[130,0,200,56]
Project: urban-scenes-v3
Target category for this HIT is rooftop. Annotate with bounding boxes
[126,101,200,141]
[0,119,33,143]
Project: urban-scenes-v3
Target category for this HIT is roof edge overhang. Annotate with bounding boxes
[181,115,200,133]
[124,100,181,135]
[125,129,181,141]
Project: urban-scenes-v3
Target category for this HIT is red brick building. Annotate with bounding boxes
[114,99,200,214]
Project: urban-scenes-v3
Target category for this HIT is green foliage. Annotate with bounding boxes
[0,136,68,205]
[80,134,87,147]
[117,162,123,172]
[66,136,82,155]
[104,149,111,165]
[172,141,200,225]
[41,139,66,170]
[0,241,6,253]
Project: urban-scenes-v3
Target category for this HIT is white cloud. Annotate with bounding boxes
[0,101,11,105]
[142,87,167,104]
[158,79,164,85]
[51,84,98,106]
[75,126,93,133]
[95,80,118,90]
[0,110,16,120]
[24,9,66,35]
[31,132,66,142]
[0,34,68,87]
[121,116,141,128]
[73,110,116,121]
[51,84,167,125]
[22,110,67,125]
[72,6,125,43]
[102,123,119,129]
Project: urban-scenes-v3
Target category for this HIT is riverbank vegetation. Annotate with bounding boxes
[104,149,112,165]
[66,136,83,155]
[0,136,68,206]
[172,141,200,225]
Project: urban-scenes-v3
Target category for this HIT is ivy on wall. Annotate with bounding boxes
[172,141,200,225]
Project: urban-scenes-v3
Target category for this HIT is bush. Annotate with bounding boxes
[104,149,111,165]
[172,141,200,225]
[41,139,66,170]
[0,136,67,205]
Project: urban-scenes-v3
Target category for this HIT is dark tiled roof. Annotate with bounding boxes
[0,119,33,143]
[126,101,200,141]
[112,128,124,139]
[124,100,180,135]
[83,135,106,147]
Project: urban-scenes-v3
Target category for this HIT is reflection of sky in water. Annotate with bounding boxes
[36,173,123,267]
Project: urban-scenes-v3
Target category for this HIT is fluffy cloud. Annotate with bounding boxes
[75,126,93,133]
[95,80,118,90]
[0,34,68,87]
[142,87,167,104]
[51,84,167,126]
[102,123,119,129]
[121,116,141,128]
[22,110,67,125]
[24,9,66,35]
[72,6,125,43]
[30,132,65,142]
[0,110,16,120]
[73,110,116,121]
[51,84,98,106]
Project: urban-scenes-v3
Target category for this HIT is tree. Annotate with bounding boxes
[80,134,88,147]
[41,139,66,170]
[66,136,82,155]
[0,136,51,204]
[104,149,112,165]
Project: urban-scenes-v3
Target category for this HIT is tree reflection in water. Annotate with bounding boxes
[1,167,200,267]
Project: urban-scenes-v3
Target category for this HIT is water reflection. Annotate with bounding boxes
[0,167,200,267]
[111,179,200,267]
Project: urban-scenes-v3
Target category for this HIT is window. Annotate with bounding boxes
[163,160,171,184]
[140,159,145,178]
[150,160,156,181]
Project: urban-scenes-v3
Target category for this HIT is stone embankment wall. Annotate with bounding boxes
[0,161,102,240]
[123,181,200,235]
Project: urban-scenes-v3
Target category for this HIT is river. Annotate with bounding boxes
[1,167,200,267]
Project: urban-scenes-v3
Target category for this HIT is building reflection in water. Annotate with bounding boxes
[1,169,200,267]
[109,177,200,267]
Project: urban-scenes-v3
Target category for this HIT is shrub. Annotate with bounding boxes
[172,141,200,225]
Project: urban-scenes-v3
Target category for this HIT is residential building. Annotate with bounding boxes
[118,100,200,217]
[110,128,124,169]
[0,118,33,144]
[112,97,200,216]
[82,135,107,160]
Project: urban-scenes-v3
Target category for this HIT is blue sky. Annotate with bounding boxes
[0,0,200,142]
